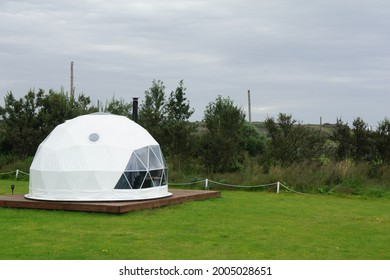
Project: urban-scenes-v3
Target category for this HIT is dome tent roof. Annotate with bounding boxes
[26,113,170,201]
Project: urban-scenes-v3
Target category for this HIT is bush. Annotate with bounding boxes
[0,154,15,168]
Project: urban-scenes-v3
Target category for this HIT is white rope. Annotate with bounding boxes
[0,171,16,176]
[170,178,279,190]
[208,179,276,189]
[0,169,30,180]
[279,182,308,195]
[169,178,309,195]
[169,179,206,186]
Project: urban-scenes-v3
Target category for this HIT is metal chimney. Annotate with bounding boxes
[132,97,139,123]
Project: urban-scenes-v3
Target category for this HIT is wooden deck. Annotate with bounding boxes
[0,189,221,214]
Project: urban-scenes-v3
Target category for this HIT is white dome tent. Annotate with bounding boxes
[25,113,171,201]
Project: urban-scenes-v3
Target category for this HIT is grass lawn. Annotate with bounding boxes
[0,179,390,260]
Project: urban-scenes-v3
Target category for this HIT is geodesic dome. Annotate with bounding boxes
[25,113,171,201]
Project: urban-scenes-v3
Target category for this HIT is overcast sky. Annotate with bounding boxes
[1,0,389,126]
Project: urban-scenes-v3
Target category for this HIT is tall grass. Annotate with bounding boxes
[169,158,390,197]
[265,160,390,197]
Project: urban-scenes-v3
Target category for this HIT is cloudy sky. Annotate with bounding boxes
[1,0,389,126]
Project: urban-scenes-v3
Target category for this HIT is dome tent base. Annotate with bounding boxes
[24,186,172,202]
[1,189,221,213]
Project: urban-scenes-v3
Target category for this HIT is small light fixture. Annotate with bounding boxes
[11,184,15,195]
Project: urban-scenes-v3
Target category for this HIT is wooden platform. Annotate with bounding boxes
[0,189,221,214]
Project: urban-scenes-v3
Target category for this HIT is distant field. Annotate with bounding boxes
[0,179,389,260]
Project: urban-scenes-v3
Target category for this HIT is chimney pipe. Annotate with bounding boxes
[132,97,139,123]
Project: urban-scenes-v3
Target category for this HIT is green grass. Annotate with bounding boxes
[1,179,390,260]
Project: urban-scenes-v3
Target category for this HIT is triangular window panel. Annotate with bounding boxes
[129,171,147,189]
[149,148,163,169]
[150,169,163,186]
[162,153,167,168]
[114,173,132,189]
[161,169,167,186]
[134,146,149,169]
[141,172,154,189]
[150,146,163,164]
[125,153,147,171]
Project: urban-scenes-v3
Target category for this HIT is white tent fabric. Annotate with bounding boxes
[26,113,171,201]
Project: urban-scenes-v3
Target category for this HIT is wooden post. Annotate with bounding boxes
[70,61,74,98]
[247,90,252,123]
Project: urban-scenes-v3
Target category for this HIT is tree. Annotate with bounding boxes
[351,117,375,161]
[104,95,132,119]
[71,93,97,117]
[375,118,390,163]
[264,113,323,165]
[240,123,266,157]
[37,89,98,137]
[37,89,70,137]
[139,80,167,146]
[164,80,195,170]
[166,80,194,122]
[331,118,353,161]
[0,90,43,156]
[201,95,246,172]
[0,89,98,157]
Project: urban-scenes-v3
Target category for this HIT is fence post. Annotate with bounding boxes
[276,181,280,194]
[15,169,19,180]
[205,179,209,190]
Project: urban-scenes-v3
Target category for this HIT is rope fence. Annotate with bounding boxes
[1,170,307,194]
[170,178,307,195]
[0,169,30,180]
[169,179,206,186]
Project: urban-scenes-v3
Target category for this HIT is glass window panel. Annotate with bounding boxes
[150,146,163,163]
[162,154,167,168]
[134,146,149,169]
[141,172,154,189]
[125,153,147,171]
[127,171,147,189]
[114,173,132,189]
[149,148,163,169]
[161,169,167,186]
[150,169,163,186]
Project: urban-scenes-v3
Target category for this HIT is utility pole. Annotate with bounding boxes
[70,61,74,99]
[247,90,252,123]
